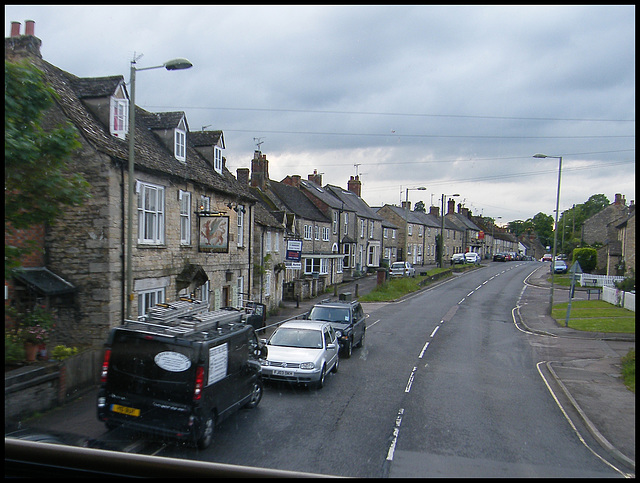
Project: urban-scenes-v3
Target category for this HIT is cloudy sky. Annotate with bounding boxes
[5,5,635,223]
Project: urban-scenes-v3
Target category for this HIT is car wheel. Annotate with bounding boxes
[196,413,215,450]
[316,365,326,389]
[358,329,365,348]
[331,356,339,373]
[344,338,353,358]
[244,378,263,409]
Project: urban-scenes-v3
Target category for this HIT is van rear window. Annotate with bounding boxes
[108,332,196,403]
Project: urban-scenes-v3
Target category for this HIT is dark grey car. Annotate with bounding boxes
[307,300,366,358]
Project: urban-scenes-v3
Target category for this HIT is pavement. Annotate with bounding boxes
[6,262,635,474]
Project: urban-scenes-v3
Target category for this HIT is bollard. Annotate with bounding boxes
[355,283,359,297]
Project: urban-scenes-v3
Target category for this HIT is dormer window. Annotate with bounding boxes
[109,87,128,139]
[214,146,223,175]
[175,118,187,162]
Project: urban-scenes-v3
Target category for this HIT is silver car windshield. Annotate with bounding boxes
[269,328,323,349]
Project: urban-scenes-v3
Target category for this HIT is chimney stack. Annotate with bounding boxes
[308,169,322,186]
[236,168,249,186]
[429,206,440,218]
[10,21,20,37]
[447,198,456,215]
[250,151,269,190]
[347,175,361,197]
[25,20,35,36]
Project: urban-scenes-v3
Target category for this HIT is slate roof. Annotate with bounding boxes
[268,181,329,223]
[323,185,383,221]
[17,46,253,203]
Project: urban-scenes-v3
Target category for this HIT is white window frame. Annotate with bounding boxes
[266,230,272,252]
[175,119,186,162]
[138,286,166,319]
[179,190,191,245]
[304,224,312,240]
[322,226,330,241]
[137,181,165,244]
[237,205,244,247]
[214,146,223,175]
[360,219,365,238]
[369,221,374,239]
[333,211,338,234]
[110,96,128,139]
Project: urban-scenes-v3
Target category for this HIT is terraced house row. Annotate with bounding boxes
[6,23,521,347]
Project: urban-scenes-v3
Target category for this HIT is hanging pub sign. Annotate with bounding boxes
[199,215,229,253]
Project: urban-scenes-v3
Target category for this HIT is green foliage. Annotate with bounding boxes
[51,345,79,361]
[5,60,91,277]
[5,330,25,363]
[621,349,635,393]
[572,247,597,273]
[615,273,635,292]
[531,212,554,248]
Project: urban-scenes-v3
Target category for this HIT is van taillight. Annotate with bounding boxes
[193,366,204,401]
[101,349,111,383]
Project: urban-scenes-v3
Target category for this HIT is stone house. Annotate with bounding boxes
[286,173,358,278]
[322,178,385,275]
[581,194,630,275]
[615,204,635,278]
[378,203,463,267]
[5,25,257,347]
[445,200,482,255]
[243,152,339,301]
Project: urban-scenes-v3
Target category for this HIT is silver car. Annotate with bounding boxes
[261,321,339,389]
[390,261,416,277]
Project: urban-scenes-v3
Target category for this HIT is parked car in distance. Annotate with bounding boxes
[541,253,553,262]
[464,252,481,265]
[493,252,506,262]
[552,260,568,274]
[451,253,466,264]
[260,320,339,389]
[390,261,416,277]
[307,300,366,358]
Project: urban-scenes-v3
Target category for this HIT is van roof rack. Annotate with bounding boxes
[123,299,246,338]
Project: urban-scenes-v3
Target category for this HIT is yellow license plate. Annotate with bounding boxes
[111,404,141,417]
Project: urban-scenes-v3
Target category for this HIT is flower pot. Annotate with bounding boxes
[24,342,38,362]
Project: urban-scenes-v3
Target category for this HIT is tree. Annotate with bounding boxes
[573,247,597,273]
[531,212,554,248]
[414,200,426,213]
[5,60,90,276]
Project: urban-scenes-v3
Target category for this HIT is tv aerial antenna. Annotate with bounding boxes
[253,137,265,150]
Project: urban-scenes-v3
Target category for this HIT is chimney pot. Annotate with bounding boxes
[25,20,35,36]
[11,21,21,37]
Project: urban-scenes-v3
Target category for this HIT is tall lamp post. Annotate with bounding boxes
[490,216,502,258]
[533,153,563,314]
[439,193,459,268]
[126,57,193,319]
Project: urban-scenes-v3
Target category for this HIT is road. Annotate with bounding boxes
[152,262,621,477]
[8,262,628,477]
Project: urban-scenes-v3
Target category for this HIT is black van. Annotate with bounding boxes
[97,306,266,449]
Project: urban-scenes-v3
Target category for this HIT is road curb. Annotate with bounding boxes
[545,361,635,471]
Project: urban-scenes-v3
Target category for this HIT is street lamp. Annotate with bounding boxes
[126,57,193,319]
[490,216,502,258]
[439,193,460,268]
[533,153,563,314]
[404,187,426,262]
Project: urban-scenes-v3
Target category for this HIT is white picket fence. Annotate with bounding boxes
[602,286,636,312]
[578,273,625,288]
